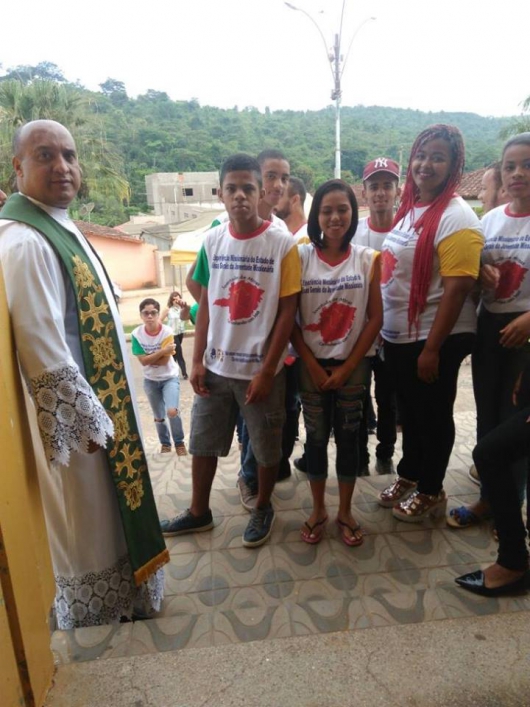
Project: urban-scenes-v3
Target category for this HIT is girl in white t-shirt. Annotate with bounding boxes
[450,132,530,529]
[378,124,483,522]
[292,180,382,546]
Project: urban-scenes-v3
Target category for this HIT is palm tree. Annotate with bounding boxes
[0,80,130,202]
[500,94,530,139]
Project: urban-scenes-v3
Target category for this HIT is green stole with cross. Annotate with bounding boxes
[1,193,169,585]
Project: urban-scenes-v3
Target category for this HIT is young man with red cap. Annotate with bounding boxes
[355,157,401,475]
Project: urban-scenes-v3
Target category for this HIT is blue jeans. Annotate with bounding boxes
[143,376,184,447]
[299,358,368,482]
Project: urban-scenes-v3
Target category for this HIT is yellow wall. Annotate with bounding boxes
[0,268,55,707]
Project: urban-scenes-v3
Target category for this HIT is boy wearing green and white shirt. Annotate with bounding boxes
[161,153,301,547]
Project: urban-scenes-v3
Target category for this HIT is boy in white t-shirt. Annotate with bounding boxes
[161,154,301,548]
[131,298,187,455]
[355,157,401,475]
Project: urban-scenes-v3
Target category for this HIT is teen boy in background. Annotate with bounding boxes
[355,158,401,474]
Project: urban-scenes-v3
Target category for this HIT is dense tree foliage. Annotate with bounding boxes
[0,63,523,225]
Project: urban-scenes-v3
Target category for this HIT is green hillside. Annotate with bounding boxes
[0,63,515,225]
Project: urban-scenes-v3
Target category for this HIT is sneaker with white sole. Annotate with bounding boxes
[237,475,258,512]
[242,505,275,547]
[160,509,213,537]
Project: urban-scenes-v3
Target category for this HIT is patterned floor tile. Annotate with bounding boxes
[384,529,465,570]
[164,551,211,595]
[441,526,498,564]
[212,604,291,645]
[51,359,529,664]
[204,583,284,613]
[210,546,275,588]
[270,541,340,583]
[210,514,249,550]
[329,533,396,576]
[362,588,447,626]
[290,598,360,635]
[128,613,212,654]
[51,623,134,664]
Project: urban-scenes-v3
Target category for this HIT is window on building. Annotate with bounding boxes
[183,188,193,197]
[211,188,217,195]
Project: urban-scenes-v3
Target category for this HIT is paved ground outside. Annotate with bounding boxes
[44,335,530,707]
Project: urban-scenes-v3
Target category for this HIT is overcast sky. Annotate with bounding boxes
[2,0,527,118]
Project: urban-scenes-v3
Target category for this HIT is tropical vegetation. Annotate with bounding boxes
[0,62,527,226]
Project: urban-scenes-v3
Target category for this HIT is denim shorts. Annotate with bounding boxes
[189,369,286,467]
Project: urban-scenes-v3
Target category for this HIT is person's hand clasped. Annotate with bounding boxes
[190,362,210,396]
[499,312,530,349]
[308,360,330,390]
[417,348,439,383]
[321,365,350,390]
[480,264,501,291]
[245,370,274,404]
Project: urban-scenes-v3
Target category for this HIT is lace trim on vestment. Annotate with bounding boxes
[30,362,114,466]
[54,554,164,630]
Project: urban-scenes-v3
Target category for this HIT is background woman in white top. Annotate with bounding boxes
[292,180,382,546]
[377,124,483,522]
[451,132,530,527]
[161,291,190,379]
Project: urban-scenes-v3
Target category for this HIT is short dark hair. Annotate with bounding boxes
[288,176,306,205]
[139,297,160,312]
[220,153,262,188]
[502,132,530,159]
[256,149,288,167]
[307,179,359,252]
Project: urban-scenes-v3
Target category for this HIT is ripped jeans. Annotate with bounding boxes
[143,376,184,447]
[299,358,368,483]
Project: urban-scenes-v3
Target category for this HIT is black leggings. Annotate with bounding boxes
[384,333,475,495]
[173,334,187,377]
[473,408,530,571]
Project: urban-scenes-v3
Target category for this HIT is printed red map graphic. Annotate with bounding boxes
[304,302,356,343]
[214,280,265,321]
[381,250,398,285]
[495,261,528,300]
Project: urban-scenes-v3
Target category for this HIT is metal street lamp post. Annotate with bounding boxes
[285,2,375,179]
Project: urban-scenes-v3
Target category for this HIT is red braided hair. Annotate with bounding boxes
[393,124,465,337]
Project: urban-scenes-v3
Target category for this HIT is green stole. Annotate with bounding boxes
[1,194,169,585]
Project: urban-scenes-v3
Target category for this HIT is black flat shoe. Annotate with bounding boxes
[455,570,528,597]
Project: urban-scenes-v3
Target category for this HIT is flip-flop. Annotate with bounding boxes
[300,516,328,544]
[336,518,364,547]
[446,505,492,529]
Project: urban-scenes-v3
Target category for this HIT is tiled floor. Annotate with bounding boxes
[51,360,530,664]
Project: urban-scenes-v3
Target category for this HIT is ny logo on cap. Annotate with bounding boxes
[374,158,388,168]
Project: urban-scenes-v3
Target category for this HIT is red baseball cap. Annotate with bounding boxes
[363,157,400,181]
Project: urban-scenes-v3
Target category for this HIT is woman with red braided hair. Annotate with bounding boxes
[377,124,484,521]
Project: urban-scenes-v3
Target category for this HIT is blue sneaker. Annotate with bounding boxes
[242,505,275,547]
[160,509,213,537]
